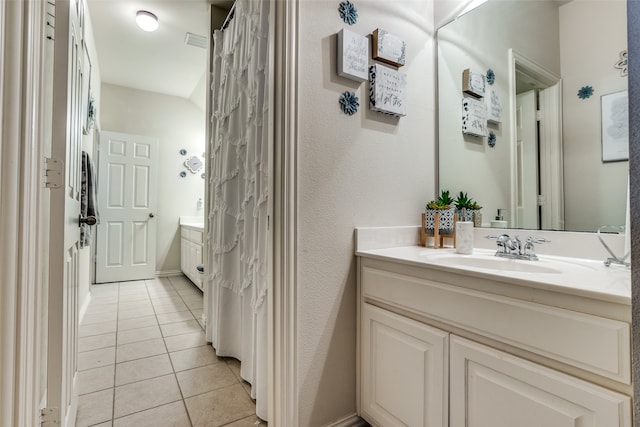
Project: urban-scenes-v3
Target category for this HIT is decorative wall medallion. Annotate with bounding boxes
[179,149,187,156]
[338,0,358,25]
[184,155,204,173]
[486,69,495,85]
[488,131,497,148]
[577,85,594,99]
[180,171,187,178]
[614,50,628,77]
[339,91,359,115]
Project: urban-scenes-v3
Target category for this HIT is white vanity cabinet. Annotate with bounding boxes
[180,225,203,290]
[357,256,632,427]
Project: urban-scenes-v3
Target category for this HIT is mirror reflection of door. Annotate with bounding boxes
[515,90,539,229]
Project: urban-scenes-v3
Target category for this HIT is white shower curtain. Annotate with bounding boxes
[206,0,269,420]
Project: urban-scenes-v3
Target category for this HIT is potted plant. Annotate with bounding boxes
[455,191,483,226]
[424,190,456,235]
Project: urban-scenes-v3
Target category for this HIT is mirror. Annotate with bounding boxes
[437,0,628,232]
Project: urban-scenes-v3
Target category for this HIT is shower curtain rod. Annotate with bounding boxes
[221,2,236,30]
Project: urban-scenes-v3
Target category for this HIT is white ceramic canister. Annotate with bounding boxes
[456,221,474,255]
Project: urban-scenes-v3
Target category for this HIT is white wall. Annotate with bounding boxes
[297,1,436,424]
[437,0,560,225]
[560,0,628,231]
[100,83,206,274]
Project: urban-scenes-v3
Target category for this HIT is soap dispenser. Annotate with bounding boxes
[491,208,508,228]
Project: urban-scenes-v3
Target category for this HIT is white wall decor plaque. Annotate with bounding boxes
[601,90,629,162]
[372,29,406,67]
[485,88,502,123]
[462,68,485,98]
[369,64,408,117]
[462,97,487,136]
[337,29,369,82]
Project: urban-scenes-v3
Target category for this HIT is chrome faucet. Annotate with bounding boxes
[487,234,550,261]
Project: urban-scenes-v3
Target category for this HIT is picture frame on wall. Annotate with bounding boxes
[372,29,406,67]
[601,90,628,162]
[337,28,369,82]
[462,68,485,98]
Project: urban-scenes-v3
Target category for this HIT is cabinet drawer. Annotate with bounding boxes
[362,267,631,384]
[181,227,204,244]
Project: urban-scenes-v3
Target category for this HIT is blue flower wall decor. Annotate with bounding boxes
[577,85,594,99]
[486,69,495,85]
[339,91,359,115]
[488,131,497,148]
[338,0,358,25]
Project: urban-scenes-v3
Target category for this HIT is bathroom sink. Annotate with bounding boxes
[431,255,563,274]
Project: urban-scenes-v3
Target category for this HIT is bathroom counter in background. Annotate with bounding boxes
[180,216,204,290]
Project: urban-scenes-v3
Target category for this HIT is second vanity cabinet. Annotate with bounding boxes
[180,225,204,290]
[357,256,632,427]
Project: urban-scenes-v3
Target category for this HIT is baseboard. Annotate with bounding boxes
[323,413,368,427]
[155,269,183,277]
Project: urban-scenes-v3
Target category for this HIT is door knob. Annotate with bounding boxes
[149,213,155,218]
[79,215,97,226]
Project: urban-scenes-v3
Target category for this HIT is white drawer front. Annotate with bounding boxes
[362,267,631,384]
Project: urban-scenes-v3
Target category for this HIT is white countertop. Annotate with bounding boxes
[356,246,631,305]
[179,216,204,229]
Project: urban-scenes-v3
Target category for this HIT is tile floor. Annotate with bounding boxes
[75,275,267,427]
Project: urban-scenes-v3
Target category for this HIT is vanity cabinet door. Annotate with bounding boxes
[450,336,631,427]
[361,304,449,427]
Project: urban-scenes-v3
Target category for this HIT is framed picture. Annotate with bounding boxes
[372,29,406,67]
[462,97,487,137]
[337,29,368,82]
[601,90,628,162]
[369,64,408,117]
[81,42,92,135]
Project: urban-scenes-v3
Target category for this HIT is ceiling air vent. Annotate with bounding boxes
[184,32,207,49]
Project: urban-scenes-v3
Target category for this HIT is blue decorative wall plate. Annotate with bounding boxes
[578,85,594,99]
[338,0,358,25]
[339,91,359,115]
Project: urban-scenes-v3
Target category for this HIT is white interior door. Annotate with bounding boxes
[96,131,158,283]
[46,0,84,425]
[515,90,539,229]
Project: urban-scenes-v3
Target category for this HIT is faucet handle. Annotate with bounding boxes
[527,237,551,244]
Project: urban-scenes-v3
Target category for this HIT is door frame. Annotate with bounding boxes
[0,0,50,425]
[508,49,563,230]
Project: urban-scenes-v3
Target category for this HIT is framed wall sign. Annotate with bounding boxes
[369,64,407,117]
[462,97,487,136]
[462,68,485,98]
[601,90,628,162]
[337,29,369,82]
[372,29,406,67]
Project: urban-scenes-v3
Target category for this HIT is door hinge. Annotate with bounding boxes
[537,194,546,206]
[40,407,59,426]
[44,157,63,188]
[536,110,543,121]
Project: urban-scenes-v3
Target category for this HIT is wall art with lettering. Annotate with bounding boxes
[368,64,408,117]
[372,29,406,67]
[462,97,487,137]
[337,29,369,82]
[485,88,502,123]
[462,68,485,98]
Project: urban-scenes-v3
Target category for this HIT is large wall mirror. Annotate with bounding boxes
[437,0,628,232]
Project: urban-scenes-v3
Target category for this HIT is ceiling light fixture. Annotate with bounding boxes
[136,10,159,32]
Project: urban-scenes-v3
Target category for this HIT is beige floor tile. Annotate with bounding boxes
[91,422,113,427]
[77,364,115,395]
[117,293,150,303]
[151,295,184,305]
[85,303,119,315]
[117,315,158,332]
[78,346,116,371]
[241,380,252,398]
[81,310,118,325]
[147,289,179,299]
[79,332,116,353]
[168,275,192,286]
[118,307,155,320]
[161,319,202,337]
[113,374,182,418]
[170,345,220,372]
[156,310,195,325]
[224,415,268,427]
[164,332,207,353]
[176,362,238,398]
[76,388,114,427]
[119,280,147,289]
[117,325,163,345]
[117,300,153,312]
[116,338,167,363]
[176,287,201,297]
[113,401,190,427]
[79,320,117,337]
[153,302,189,315]
[225,358,241,381]
[198,319,206,329]
[92,287,119,297]
[90,295,119,306]
[190,308,203,320]
[115,353,173,386]
[184,299,203,310]
[185,384,255,427]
